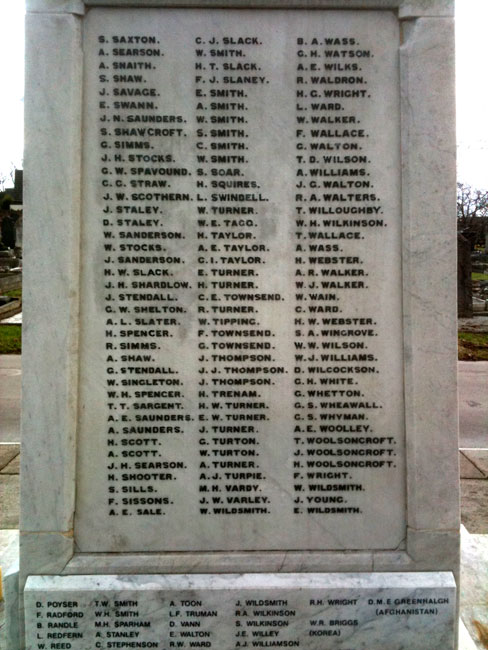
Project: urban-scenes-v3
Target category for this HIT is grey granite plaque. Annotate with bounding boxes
[25,572,456,650]
[75,7,404,554]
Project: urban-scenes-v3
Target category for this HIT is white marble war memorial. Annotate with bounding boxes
[12,0,458,648]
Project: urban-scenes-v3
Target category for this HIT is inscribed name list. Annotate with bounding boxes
[25,573,456,650]
[75,9,404,552]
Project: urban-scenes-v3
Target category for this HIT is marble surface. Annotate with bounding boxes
[459,618,479,650]
[62,550,375,575]
[399,15,459,537]
[0,531,19,650]
[21,0,458,569]
[75,6,406,554]
[61,542,461,576]
[0,530,18,561]
[0,530,19,650]
[79,0,454,16]
[399,0,454,16]
[27,0,85,13]
[25,572,456,650]
[0,312,22,325]
[19,10,458,650]
[461,527,488,650]
[1,560,19,650]
[21,11,82,533]
[25,0,454,16]
[20,533,74,581]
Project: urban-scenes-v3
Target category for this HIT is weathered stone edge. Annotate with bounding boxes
[26,0,454,18]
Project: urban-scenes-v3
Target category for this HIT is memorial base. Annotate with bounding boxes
[25,572,456,649]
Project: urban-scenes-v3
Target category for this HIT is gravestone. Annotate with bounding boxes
[16,0,458,648]
[457,233,472,318]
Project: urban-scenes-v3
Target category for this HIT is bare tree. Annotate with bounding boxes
[0,164,17,193]
[0,171,9,193]
[457,182,488,246]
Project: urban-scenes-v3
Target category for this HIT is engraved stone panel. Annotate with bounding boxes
[75,8,405,554]
[24,572,456,650]
[19,3,458,650]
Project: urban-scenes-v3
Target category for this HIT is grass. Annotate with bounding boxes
[1,282,486,361]
[0,320,485,360]
[472,273,488,282]
[0,325,21,354]
[4,288,21,299]
[0,288,22,353]
[459,332,488,361]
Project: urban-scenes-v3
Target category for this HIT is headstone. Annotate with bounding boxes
[17,1,459,649]
[458,233,472,317]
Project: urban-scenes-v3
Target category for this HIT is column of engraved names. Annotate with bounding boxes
[292,35,396,515]
[233,598,298,648]
[92,598,155,646]
[168,599,220,647]
[27,583,454,647]
[32,599,85,648]
[96,33,192,519]
[193,34,281,517]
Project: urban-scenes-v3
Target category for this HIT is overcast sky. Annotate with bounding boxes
[455,0,488,189]
[0,2,24,187]
[0,2,486,190]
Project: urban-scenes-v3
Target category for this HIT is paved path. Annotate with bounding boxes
[0,356,21,532]
[458,361,488,449]
[0,356,21,444]
[1,356,485,447]
[0,354,486,530]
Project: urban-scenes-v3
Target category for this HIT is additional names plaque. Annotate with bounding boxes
[25,573,456,650]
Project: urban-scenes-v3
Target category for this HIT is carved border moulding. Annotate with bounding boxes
[26,0,454,17]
